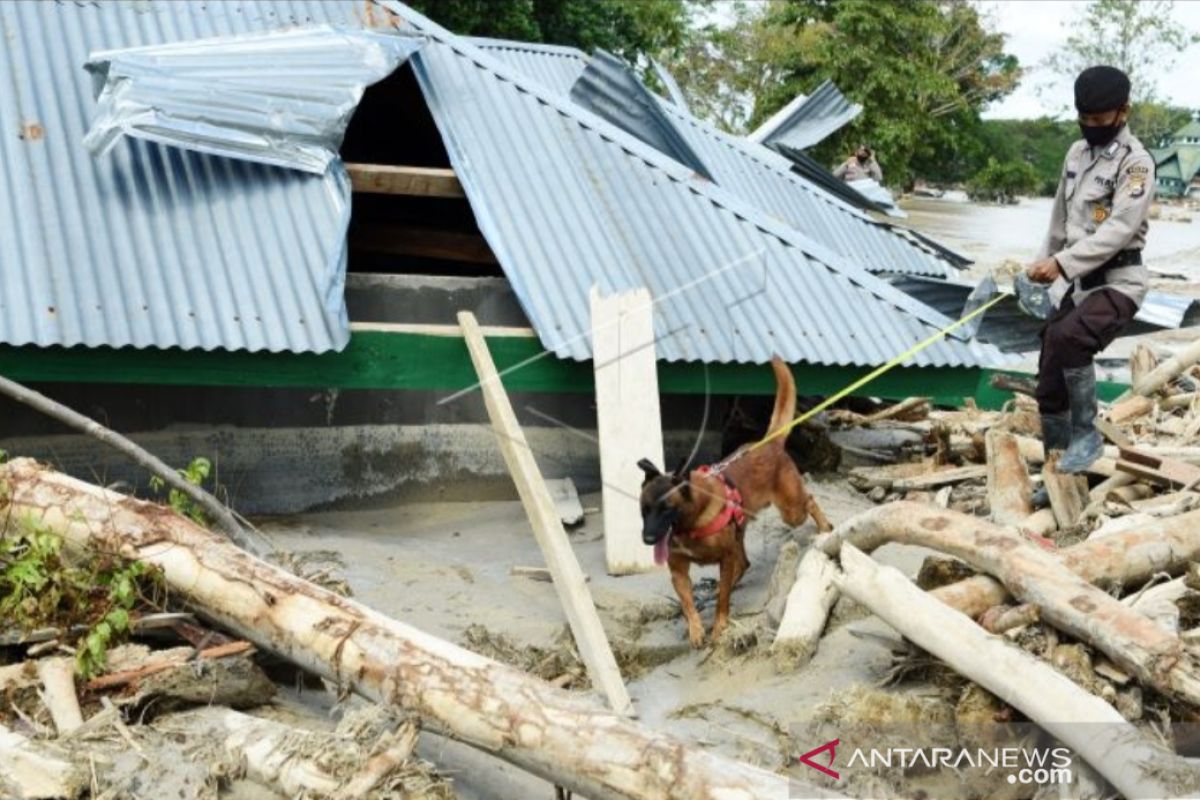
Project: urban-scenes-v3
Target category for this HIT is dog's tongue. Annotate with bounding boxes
[653,533,671,566]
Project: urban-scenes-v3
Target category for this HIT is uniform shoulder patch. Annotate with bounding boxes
[1126,164,1150,175]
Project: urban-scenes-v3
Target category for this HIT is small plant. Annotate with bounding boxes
[149,456,213,526]
[0,519,163,679]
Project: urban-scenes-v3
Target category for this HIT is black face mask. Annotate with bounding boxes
[856,154,868,163]
[1079,121,1121,148]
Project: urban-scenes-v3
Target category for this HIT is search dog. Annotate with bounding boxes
[638,357,832,647]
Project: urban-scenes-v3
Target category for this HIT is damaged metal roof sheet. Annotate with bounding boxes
[84,26,423,174]
[887,275,1200,353]
[748,80,863,151]
[472,39,964,279]
[0,0,394,353]
[390,3,1009,369]
[569,50,712,181]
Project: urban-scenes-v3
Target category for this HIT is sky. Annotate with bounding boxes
[979,0,1200,119]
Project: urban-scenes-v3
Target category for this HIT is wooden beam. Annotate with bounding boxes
[349,224,497,264]
[590,287,662,575]
[985,429,1032,525]
[457,310,634,716]
[345,163,464,198]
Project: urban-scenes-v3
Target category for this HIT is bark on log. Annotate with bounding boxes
[0,459,828,800]
[985,429,1032,524]
[837,544,1195,800]
[934,507,1200,617]
[0,373,262,554]
[35,657,82,735]
[821,503,1200,706]
[1116,337,1200,401]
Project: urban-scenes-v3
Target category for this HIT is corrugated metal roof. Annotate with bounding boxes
[391,2,1010,369]
[748,80,862,151]
[0,0,392,353]
[472,38,962,279]
[568,50,711,181]
[84,25,423,174]
[887,275,1200,353]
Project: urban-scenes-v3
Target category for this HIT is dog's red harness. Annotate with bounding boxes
[682,466,746,539]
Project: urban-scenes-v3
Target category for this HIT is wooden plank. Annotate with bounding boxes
[590,287,662,575]
[1116,445,1200,489]
[344,163,464,198]
[891,464,987,491]
[457,310,633,716]
[1106,396,1153,426]
[349,224,497,264]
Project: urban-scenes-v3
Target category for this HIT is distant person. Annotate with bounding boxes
[833,144,882,182]
[1022,65,1154,479]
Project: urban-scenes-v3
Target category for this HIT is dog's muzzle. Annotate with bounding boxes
[642,506,679,545]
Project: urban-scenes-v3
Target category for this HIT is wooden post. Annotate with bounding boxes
[457,311,634,717]
[1042,453,1088,529]
[589,287,663,575]
[985,429,1032,525]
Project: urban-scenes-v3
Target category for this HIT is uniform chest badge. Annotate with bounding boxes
[1092,204,1110,223]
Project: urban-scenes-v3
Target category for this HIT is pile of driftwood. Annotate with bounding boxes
[0,457,846,800]
[771,340,1200,798]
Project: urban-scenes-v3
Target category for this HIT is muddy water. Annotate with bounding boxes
[900,195,1200,278]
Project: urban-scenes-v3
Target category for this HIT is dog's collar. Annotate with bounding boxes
[682,466,746,539]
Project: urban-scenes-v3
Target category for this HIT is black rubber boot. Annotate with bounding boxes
[1031,411,1071,507]
[1059,365,1104,474]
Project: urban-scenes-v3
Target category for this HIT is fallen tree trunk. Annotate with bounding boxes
[0,373,262,554]
[932,506,1200,618]
[837,544,1196,800]
[0,459,826,800]
[820,503,1200,706]
[772,548,838,665]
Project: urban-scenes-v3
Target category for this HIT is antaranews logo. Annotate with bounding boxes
[793,738,1073,796]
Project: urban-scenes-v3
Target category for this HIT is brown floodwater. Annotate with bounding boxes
[899,195,1200,278]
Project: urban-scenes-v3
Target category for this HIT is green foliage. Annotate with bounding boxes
[405,0,690,65]
[1043,0,1200,108]
[1133,102,1196,148]
[966,157,1041,204]
[669,0,1020,186]
[148,456,212,526]
[0,521,161,679]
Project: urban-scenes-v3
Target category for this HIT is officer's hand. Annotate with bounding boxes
[1026,257,1062,284]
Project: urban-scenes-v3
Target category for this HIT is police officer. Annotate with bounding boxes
[833,144,883,182]
[1025,65,1154,475]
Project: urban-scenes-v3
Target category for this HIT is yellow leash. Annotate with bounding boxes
[715,291,1007,471]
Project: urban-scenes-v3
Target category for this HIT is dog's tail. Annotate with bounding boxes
[765,356,796,448]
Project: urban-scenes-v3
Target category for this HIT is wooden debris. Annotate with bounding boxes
[984,429,1032,525]
[84,641,254,692]
[892,464,987,492]
[978,603,1040,634]
[1106,394,1152,426]
[0,722,85,799]
[1130,344,1159,389]
[772,548,839,665]
[334,720,420,799]
[837,543,1191,800]
[35,657,83,735]
[460,311,633,716]
[862,396,930,424]
[1042,453,1088,530]
[823,502,1200,707]
[1,458,818,800]
[344,163,464,198]
[988,373,1038,396]
[1116,336,1200,401]
[1117,445,1200,489]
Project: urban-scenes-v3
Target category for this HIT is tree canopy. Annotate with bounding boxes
[405,0,690,65]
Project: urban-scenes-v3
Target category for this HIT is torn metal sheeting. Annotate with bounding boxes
[747,79,863,151]
[569,50,712,181]
[84,25,424,174]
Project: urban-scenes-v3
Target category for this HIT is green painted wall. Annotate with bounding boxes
[0,331,1126,410]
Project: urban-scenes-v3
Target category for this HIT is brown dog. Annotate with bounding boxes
[639,357,832,647]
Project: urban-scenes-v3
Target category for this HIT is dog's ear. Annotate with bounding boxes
[637,458,662,481]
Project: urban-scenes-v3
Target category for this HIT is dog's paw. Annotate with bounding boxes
[687,625,706,649]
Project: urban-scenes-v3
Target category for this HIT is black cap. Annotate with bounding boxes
[1074,66,1131,113]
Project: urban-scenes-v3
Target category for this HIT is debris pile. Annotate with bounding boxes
[763,340,1200,797]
